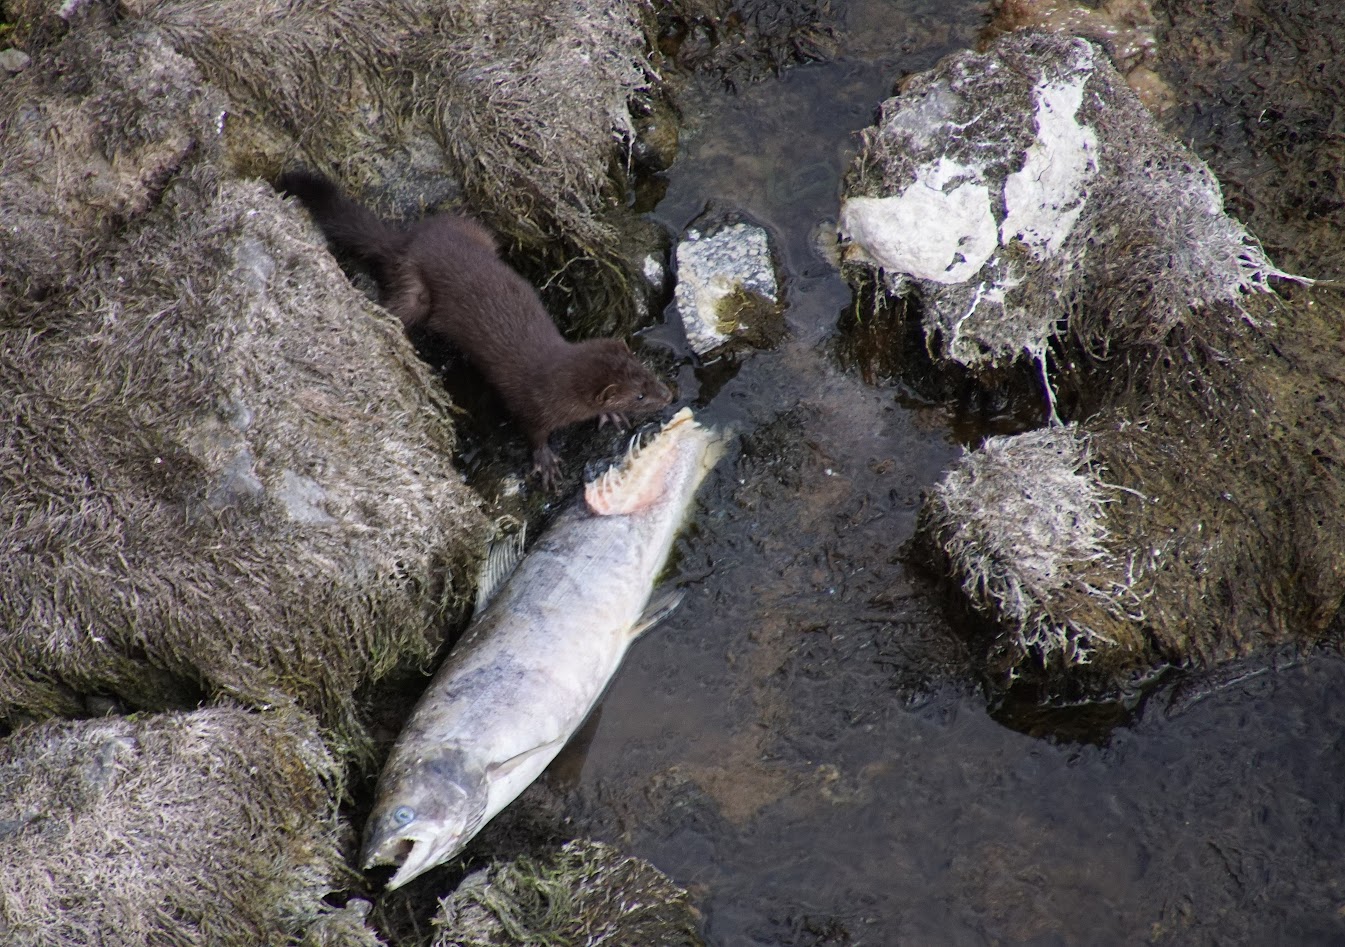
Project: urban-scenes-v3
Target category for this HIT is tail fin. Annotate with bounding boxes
[275,169,400,265]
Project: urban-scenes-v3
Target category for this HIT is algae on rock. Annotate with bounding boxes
[432,840,703,947]
[107,0,661,335]
[0,707,355,947]
[0,19,220,307]
[842,32,1345,691]
[0,15,487,746]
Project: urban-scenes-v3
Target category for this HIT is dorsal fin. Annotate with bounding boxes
[473,524,527,612]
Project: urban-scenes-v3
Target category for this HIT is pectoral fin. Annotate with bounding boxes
[486,736,567,783]
[627,588,686,640]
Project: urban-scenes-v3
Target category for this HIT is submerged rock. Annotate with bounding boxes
[843,31,1345,693]
[432,840,703,947]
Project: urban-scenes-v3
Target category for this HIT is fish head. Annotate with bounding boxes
[360,750,488,890]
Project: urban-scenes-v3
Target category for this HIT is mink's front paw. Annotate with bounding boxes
[532,444,562,492]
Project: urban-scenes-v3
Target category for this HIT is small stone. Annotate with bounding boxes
[673,214,780,357]
[0,49,31,74]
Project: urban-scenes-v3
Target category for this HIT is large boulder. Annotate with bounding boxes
[116,0,661,333]
[841,32,1345,694]
[0,706,376,946]
[0,12,486,745]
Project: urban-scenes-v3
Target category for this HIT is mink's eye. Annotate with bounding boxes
[637,392,645,400]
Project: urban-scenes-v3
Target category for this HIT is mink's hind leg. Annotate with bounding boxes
[381,261,431,328]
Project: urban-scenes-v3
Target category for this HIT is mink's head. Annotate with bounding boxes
[572,339,673,419]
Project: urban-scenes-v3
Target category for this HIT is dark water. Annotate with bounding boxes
[542,1,1345,944]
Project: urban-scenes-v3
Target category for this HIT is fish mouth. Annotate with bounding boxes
[585,407,718,516]
[363,829,466,891]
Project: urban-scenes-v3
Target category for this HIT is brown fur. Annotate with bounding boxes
[276,170,672,484]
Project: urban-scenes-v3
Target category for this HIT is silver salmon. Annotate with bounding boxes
[361,407,725,888]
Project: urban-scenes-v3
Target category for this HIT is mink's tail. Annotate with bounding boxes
[275,169,401,265]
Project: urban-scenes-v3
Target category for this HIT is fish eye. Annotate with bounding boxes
[393,805,415,826]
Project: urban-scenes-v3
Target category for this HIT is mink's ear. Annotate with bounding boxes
[597,383,619,405]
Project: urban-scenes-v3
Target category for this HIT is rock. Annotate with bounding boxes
[300,900,386,947]
[432,840,703,947]
[0,26,488,743]
[844,31,1345,694]
[673,214,783,357]
[113,0,659,334]
[0,707,349,947]
[840,33,1285,382]
[0,48,31,72]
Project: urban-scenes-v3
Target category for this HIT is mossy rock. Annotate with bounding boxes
[0,706,358,947]
[844,32,1345,694]
[432,840,703,947]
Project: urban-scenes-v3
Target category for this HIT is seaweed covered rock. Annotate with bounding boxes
[301,900,387,947]
[840,31,1345,691]
[0,13,220,305]
[0,16,487,743]
[103,0,660,333]
[432,840,703,947]
[0,706,354,946]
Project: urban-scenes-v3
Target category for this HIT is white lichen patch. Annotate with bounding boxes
[277,469,335,524]
[673,223,777,355]
[1000,69,1099,259]
[839,158,997,284]
[642,253,666,290]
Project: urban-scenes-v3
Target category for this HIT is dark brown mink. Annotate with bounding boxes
[275,169,672,486]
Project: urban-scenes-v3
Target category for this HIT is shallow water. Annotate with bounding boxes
[538,1,1345,944]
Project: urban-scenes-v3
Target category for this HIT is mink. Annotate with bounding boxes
[276,170,672,486]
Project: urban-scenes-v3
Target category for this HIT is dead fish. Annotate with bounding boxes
[361,407,726,889]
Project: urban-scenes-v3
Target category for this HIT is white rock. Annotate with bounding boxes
[673,222,777,355]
